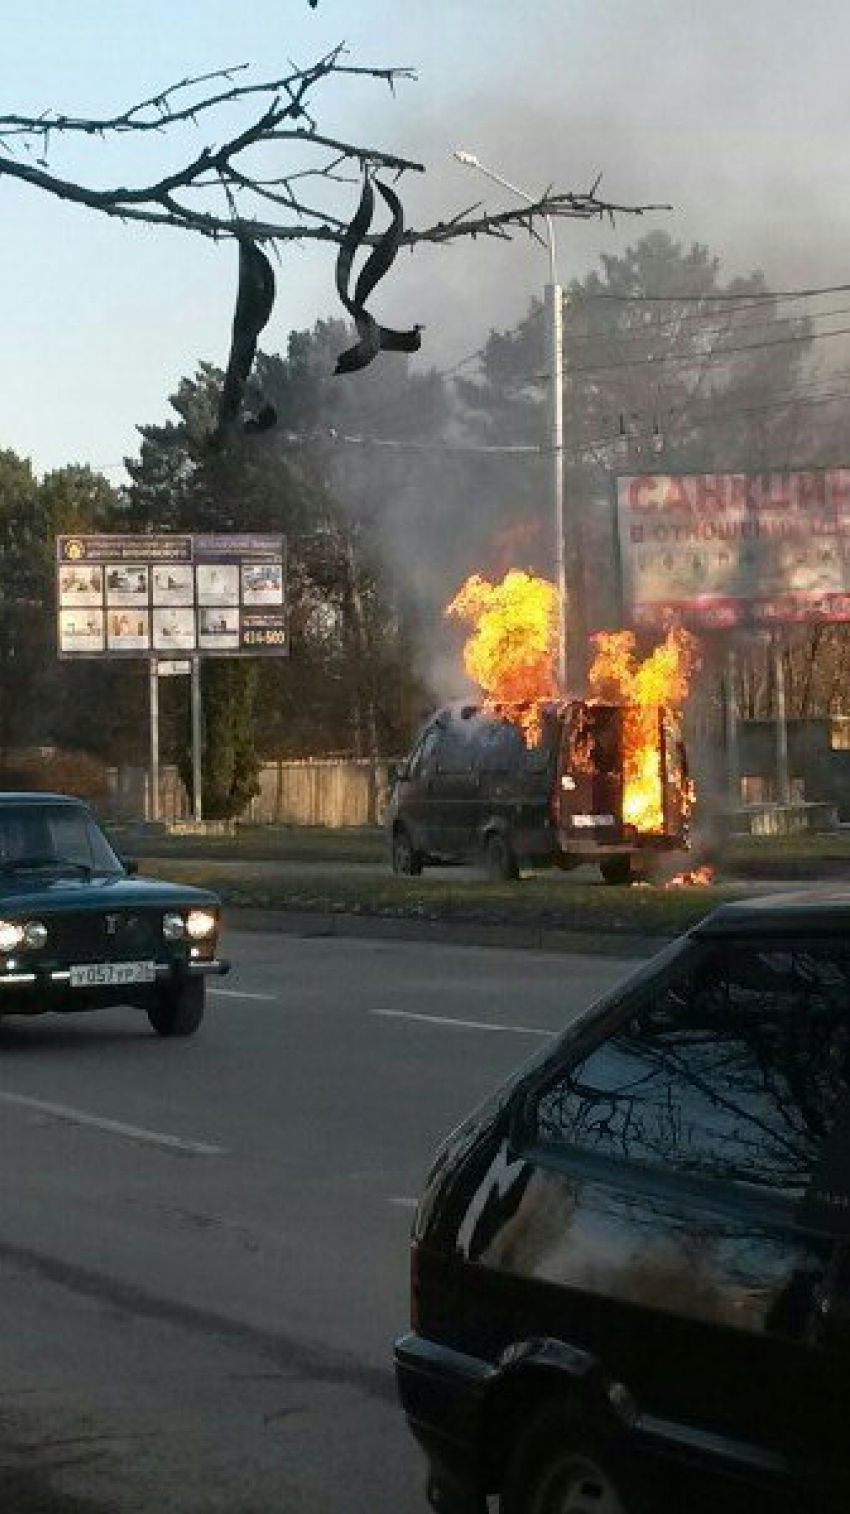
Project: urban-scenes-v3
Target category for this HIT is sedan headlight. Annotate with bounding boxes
[0,921,25,953]
[23,920,47,949]
[163,911,186,940]
[185,909,217,941]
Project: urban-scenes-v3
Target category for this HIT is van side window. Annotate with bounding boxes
[437,724,475,774]
[408,728,440,779]
[418,728,441,778]
[478,719,525,774]
[531,941,850,1202]
[406,737,425,779]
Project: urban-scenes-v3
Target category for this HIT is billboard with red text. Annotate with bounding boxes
[616,470,850,629]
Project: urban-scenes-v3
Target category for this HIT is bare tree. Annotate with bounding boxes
[0,47,664,249]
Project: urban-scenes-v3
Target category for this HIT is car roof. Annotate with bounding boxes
[0,792,88,807]
[696,889,850,937]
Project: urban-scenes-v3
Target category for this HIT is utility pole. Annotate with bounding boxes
[544,278,567,691]
[454,150,569,691]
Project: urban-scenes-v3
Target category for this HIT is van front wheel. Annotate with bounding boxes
[484,832,519,883]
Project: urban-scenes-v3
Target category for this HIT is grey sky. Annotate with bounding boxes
[4,0,850,477]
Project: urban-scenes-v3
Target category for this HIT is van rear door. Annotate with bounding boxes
[555,703,623,842]
[660,708,689,842]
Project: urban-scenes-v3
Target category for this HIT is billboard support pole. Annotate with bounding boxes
[725,646,740,808]
[191,655,203,823]
[148,657,160,824]
[772,631,791,806]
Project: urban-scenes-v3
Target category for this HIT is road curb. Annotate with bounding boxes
[224,905,666,958]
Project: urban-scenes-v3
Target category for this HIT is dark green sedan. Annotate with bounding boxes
[0,792,229,1035]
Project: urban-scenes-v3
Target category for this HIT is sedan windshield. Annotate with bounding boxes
[0,805,123,876]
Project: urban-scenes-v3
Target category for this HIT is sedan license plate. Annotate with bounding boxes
[69,961,156,988]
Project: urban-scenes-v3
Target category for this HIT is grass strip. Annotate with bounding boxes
[142,858,746,936]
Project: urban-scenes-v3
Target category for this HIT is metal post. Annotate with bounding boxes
[191,655,203,823]
[545,279,568,693]
[452,155,570,691]
[725,646,740,808]
[772,631,791,806]
[148,658,160,824]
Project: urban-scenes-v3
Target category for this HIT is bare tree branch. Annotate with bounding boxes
[0,50,414,140]
[0,51,668,248]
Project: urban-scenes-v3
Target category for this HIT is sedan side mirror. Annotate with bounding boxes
[123,857,139,876]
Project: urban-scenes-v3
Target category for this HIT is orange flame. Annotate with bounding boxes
[445,571,559,741]
[589,626,698,834]
[666,865,715,888]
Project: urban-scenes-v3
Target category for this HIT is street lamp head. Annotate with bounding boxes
[453,149,480,168]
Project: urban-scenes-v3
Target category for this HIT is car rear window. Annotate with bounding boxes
[530,938,850,1203]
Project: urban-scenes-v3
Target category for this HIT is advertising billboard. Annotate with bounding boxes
[56,534,287,657]
[616,469,850,630]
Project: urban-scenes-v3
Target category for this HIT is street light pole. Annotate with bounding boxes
[545,278,566,690]
[454,150,568,691]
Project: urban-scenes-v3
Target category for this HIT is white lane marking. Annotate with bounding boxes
[210,988,276,1002]
[0,1091,224,1156]
[371,1008,557,1037]
[389,1196,418,1210]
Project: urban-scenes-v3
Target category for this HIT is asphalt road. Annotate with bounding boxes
[0,930,640,1513]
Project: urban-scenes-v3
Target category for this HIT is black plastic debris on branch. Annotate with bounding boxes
[334,177,422,375]
[212,237,277,445]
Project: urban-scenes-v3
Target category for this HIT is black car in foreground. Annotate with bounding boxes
[396,892,850,1513]
[0,792,228,1034]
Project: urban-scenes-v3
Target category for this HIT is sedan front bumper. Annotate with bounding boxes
[0,954,230,1015]
[0,957,230,988]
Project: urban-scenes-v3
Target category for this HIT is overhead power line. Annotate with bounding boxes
[569,389,850,458]
[284,428,539,456]
[568,320,850,376]
[663,387,850,435]
[563,300,850,348]
[317,379,850,462]
[583,280,850,305]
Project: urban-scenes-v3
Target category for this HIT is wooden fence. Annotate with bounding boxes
[246,759,388,827]
[98,758,390,827]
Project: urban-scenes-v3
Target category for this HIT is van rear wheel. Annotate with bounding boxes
[600,857,633,886]
[484,832,519,883]
[392,826,423,876]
